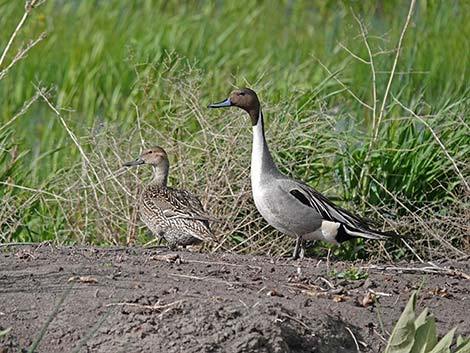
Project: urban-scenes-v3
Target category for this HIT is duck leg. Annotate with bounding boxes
[155,229,165,247]
[299,239,306,259]
[326,247,332,272]
[292,235,302,260]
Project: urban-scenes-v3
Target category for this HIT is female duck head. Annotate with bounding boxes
[208,88,261,125]
[124,146,169,185]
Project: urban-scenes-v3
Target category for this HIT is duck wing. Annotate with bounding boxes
[142,185,212,224]
[283,179,396,241]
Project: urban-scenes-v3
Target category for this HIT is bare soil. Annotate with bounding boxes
[0,245,468,353]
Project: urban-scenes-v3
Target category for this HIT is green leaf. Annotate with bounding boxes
[415,308,429,329]
[384,291,417,353]
[454,335,470,353]
[0,327,11,337]
[410,314,437,353]
[427,327,455,353]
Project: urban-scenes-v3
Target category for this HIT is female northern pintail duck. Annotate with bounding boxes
[124,146,214,247]
[209,88,394,259]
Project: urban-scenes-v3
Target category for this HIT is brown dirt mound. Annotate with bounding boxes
[0,245,468,353]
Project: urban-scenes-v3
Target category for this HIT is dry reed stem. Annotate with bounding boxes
[314,58,374,111]
[376,0,416,133]
[0,181,67,201]
[367,174,466,256]
[0,0,43,67]
[0,90,42,132]
[105,300,183,311]
[362,264,470,280]
[359,0,417,187]
[36,87,103,190]
[0,31,47,81]
[352,12,377,131]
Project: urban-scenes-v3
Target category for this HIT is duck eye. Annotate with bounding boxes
[239,92,245,96]
[148,151,153,154]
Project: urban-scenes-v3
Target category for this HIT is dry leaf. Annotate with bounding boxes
[429,287,450,298]
[15,251,35,260]
[332,295,346,303]
[68,275,98,283]
[304,289,327,297]
[266,289,284,297]
[151,254,181,263]
[361,291,375,307]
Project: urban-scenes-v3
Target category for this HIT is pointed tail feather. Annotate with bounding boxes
[336,224,399,243]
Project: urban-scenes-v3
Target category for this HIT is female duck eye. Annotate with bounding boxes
[239,92,245,96]
[148,151,153,154]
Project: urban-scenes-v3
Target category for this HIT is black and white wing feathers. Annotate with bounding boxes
[288,181,395,242]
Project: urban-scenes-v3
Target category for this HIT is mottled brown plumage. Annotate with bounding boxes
[124,146,214,247]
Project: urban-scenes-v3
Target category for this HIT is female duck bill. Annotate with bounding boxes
[207,97,232,108]
[123,157,145,167]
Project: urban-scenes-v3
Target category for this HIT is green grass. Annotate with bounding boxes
[329,266,369,281]
[1,0,469,259]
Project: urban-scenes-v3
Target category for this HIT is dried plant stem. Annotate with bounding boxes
[0,31,47,81]
[0,181,67,201]
[0,90,41,132]
[353,12,377,130]
[0,0,42,68]
[314,58,373,111]
[368,173,465,256]
[375,0,416,140]
[359,0,416,189]
[362,264,470,280]
[36,86,103,192]
[105,300,183,312]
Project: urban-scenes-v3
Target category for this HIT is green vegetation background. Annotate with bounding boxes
[1,0,469,259]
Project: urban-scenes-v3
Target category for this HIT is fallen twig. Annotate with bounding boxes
[168,273,240,287]
[0,241,52,248]
[346,326,361,353]
[316,276,335,289]
[279,312,314,332]
[105,300,183,312]
[362,264,470,280]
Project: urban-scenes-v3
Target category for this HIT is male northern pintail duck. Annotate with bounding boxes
[124,146,214,247]
[208,88,395,259]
